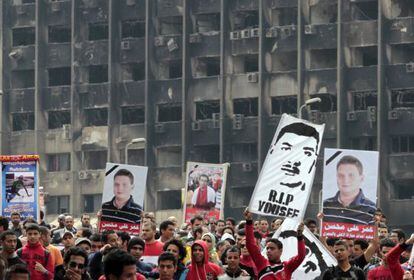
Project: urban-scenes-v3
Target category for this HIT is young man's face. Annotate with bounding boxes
[166,244,180,260]
[216,221,225,234]
[240,239,249,256]
[192,219,203,229]
[353,244,364,257]
[226,251,240,270]
[26,229,40,244]
[389,232,401,244]
[81,215,90,226]
[333,244,349,262]
[158,259,176,280]
[106,233,119,247]
[65,217,74,229]
[266,241,282,263]
[198,176,208,188]
[274,133,318,190]
[162,225,175,240]
[380,246,394,262]
[11,214,21,225]
[140,225,155,241]
[1,234,17,253]
[78,243,91,255]
[66,255,87,275]
[336,164,363,196]
[91,240,103,253]
[378,227,388,239]
[192,244,204,264]
[129,244,144,260]
[113,175,133,202]
[259,220,269,232]
[62,235,75,248]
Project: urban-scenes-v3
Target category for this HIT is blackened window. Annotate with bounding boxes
[11,70,35,88]
[121,20,145,38]
[48,67,71,86]
[121,106,145,124]
[196,100,220,120]
[85,150,107,170]
[12,112,34,131]
[157,190,182,210]
[85,108,108,126]
[48,25,71,43]
[244,55,259,73]
[158,103,182,122]
[46,196,69,214]
[13,27,35,46]
[271,96,297,115]
[89,65,108,83]
[48,110,70,129]
[89,22,108,41]
[233,98,258,117]
[47,153,71,172]
[83,194,102,213]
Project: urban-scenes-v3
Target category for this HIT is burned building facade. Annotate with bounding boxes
[0,0,414,230]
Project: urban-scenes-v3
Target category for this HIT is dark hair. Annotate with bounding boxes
[80,228,93,239]
[237,221,246,230]
[5,264,30,280]
[10,212,20,217]
[103,249,136,277]
[190,215,203,225]
[160,220,175,233]
[39,226,50,236]
[237,229,246,236]
[127,237,145,252]
[198,174,209,182]
[337,155,363,174]
[40,210,45,220]
[117,231,131,244]
[226,245,241,255]
[225,217,236,226]
[354,239,369,250]
[0,216,9,230]
[81,213,90,220]
[192,226,204,237]
[158,252,177,266]
[217,219,225,225]
[380,238,396,250]
[216,240,229,251]
[25,223,40,233]
[63,247,88,265]
[391,229,406,241]
[222,226,235,236]
[275,122,320,152]
[267,238,283,249]
[378,223,387,229]
[0,230,16,241]
[334,240,348,249]
[163,239,186,261]
[304,219,317,227]
[114,169,134,185]
[102,230,117,244]
[253,231,262,240]
[89,233,102,242]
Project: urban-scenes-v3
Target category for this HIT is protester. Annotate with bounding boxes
[102,249,145,280]
[39,226,63,267]
[219,246,251,279]
[88,230,119,280]
[52,215,77,244]
[54,247,91,280]
[187,240,223,280]
[9,212,23,238]
[158,252,179,280]
[127,237,158,279]
[202,232,220,264]
[239,238,257,278]
[0,230,25,267]
[75,237,92,255]
[159,220,176,243]
[163,239,188,280]
[4,264,30,280]
[60,231,75,257]
[89,234,103,253]
[141,221,164,265]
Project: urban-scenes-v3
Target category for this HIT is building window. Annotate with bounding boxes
[309,94,337,112]
[121,106,145,124]
[48,110,70,129]
[12,27,35,46]
[121,63,145,81]
[155,147,181,167]
[392,181,414,200]
[47,153,70,172]
[230,187,254,207]
[390,136,414,154]
[195,13,220,33]
[169,60,182,79]
[309,49,337,69]
[190,145,220,163]
[48,67,71,86]
[83,194,102,213]
[195,100,220,120]
[84,150,107,170]
[88,22,108,41]
[48,25,71,43]
[194,57,220,77]
[159,16,183,35]
[46,195,69,214]
[391,89,414,109]
[121,20,145,38]
[122,149,145,166]
[351,2,378,21]
[232,143,257,162]
[271,96,297,115]
[12,112,34,131]
[11,70,35,89]
[85,108,108,126]
[157,190,182,210]
[233,10,258,30]
[351,90,377,111]
[351,137,377,151]
[244,55,259,73]
[233,98,258,117]
[89,65,108,83]
[157,103,182,122]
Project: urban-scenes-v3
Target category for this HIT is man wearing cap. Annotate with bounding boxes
[75,238,92,255]
[60,231,75,258]
[52,216,77,245]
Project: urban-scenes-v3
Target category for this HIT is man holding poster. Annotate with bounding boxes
[248,114,325,221]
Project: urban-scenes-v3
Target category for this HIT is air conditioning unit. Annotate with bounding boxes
[16,5,26,15]
[282,26,292,37]
[266,27,278,38]
[154,36,165,47]
[388,110,400,120]
[304,25,316,35]
[241,29,250,39]
[346,111,357,121]
[233,114,244,130]
[126,0,136,6]
[247,73,258,83]
[167,38,179,52]
[78,171,91,180]
[155,123,165,133]
[406,63,414,73]
[367,106,377,121]
[189,33,202,43]
[192,121,201,131]
[212,113,220,128]
[62,124,71,140]
[51,1,62,12]
[121,40,131,50]
[230,31,240,40]
[242,163,252,172]
[250,28,260,38]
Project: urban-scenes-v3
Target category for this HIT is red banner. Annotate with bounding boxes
[321,222,376,239]
[0,155,40,162]
[185,207,220,223]
[99,221,141,235]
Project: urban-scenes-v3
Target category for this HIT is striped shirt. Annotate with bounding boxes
[323,190,376,225]
[101,196,142,224]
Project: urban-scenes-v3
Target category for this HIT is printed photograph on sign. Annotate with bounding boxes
[322,148,379,239]
[183,162,228,223]
[5,172,35,203]
[248,114,325,220]
[100,163,148,234]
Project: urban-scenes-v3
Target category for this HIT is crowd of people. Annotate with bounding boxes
[0,208,413,280]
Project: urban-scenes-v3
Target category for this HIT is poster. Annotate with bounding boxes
[272,219,337,280]
[321,148,379,239]
[99,163,148,234]
[183,162,228,223]
[0,155,39,221]
[248,114,325,220]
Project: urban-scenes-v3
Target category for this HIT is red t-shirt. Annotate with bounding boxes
[142,240,164,265]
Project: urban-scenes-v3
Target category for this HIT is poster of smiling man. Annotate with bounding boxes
[322,148,379,239]
[183,162,229,223]
[0,155,40,221]
[248,114,325,220]
[99,163,148,234]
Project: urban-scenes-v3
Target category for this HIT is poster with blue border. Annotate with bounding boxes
[0,155,39,221]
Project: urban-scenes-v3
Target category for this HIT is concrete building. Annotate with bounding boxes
[0,0,413,230]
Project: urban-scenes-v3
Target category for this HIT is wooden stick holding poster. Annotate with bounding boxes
[248,114,325,221]
[99,163,148,235]
[321,148,379,239]
[183,162,229,223]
